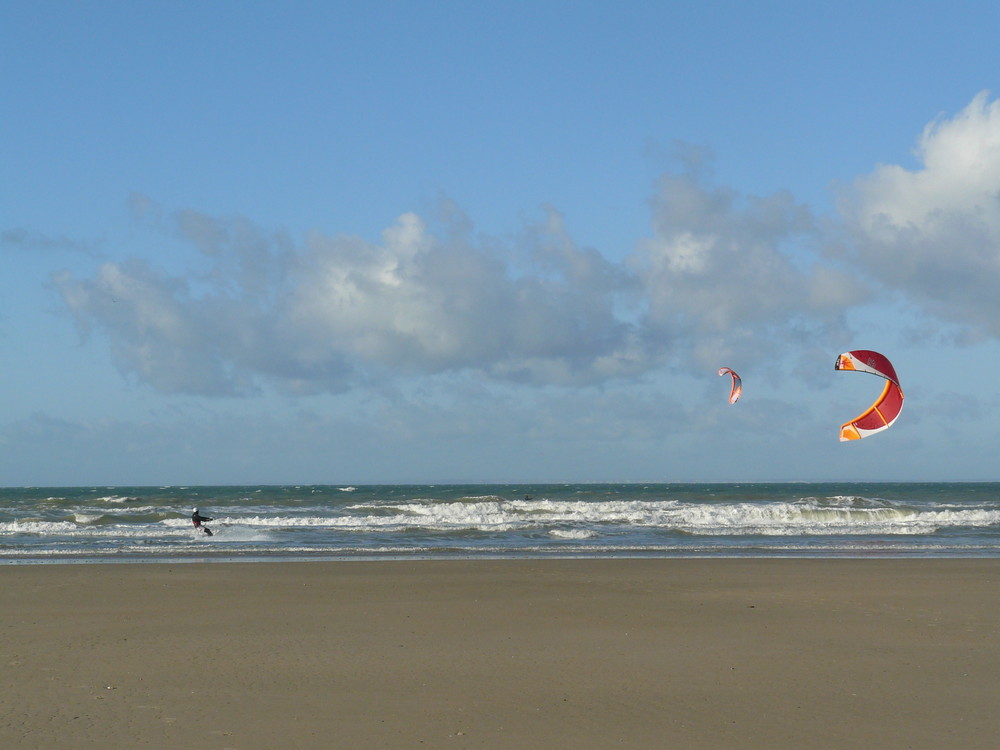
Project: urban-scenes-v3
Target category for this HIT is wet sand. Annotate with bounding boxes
[2,559,1000,749]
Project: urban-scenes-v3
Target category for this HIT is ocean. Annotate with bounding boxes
[3,483,1000,563]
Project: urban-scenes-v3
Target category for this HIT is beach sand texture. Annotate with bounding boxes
[2,559,999,749]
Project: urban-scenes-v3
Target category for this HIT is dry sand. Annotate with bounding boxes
[2,559,1000,749]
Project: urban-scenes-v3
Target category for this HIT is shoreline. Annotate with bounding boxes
[4,550,1000,565]
[3,558,1000,749]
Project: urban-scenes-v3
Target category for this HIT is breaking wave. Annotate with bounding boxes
[4,483,1000,561]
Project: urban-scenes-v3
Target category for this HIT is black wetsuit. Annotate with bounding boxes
[192,511,214,536]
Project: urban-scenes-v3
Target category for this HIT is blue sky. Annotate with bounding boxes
[4,1,1000,485]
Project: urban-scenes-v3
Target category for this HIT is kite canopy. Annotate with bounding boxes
[718,367,742,405]
[834,350,903,441]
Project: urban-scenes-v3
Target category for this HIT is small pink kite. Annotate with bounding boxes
[718,367,742,405]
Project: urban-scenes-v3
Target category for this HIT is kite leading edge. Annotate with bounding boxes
[718,367,742,405]
[834,350,904,441]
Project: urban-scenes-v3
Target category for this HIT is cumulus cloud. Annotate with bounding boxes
[55,258,291,395]
[55,199,648,395]
[839,91,1000,336]
[633,168,864,369]
[55,167,866,398]
[292,207,651,385]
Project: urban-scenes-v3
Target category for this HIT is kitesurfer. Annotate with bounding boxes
[191,508,214,536]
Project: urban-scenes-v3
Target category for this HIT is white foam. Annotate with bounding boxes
[1,520,79,533]
[549,529,597,539]
[328,497,1000,536]
[153,497,1000,537]
[0,520,194,538]
[8,494,999,557]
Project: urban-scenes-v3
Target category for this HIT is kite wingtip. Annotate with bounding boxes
[839,424,861,441]
[834,353,855,371]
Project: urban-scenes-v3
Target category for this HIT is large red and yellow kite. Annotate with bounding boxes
[834,350,904,441]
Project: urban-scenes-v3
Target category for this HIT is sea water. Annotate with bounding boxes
[2,483,1000,563]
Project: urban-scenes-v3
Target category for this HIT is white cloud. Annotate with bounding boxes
[55,201,647,395]
[633,170,863,370]
[55,170,870,398]
[55,259,278,395]
[288,208,649,385]
[840,91,1000,336]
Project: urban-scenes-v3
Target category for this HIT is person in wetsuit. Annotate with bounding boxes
[191,508,214,536]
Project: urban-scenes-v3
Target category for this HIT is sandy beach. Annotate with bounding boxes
[2,559,999,749]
